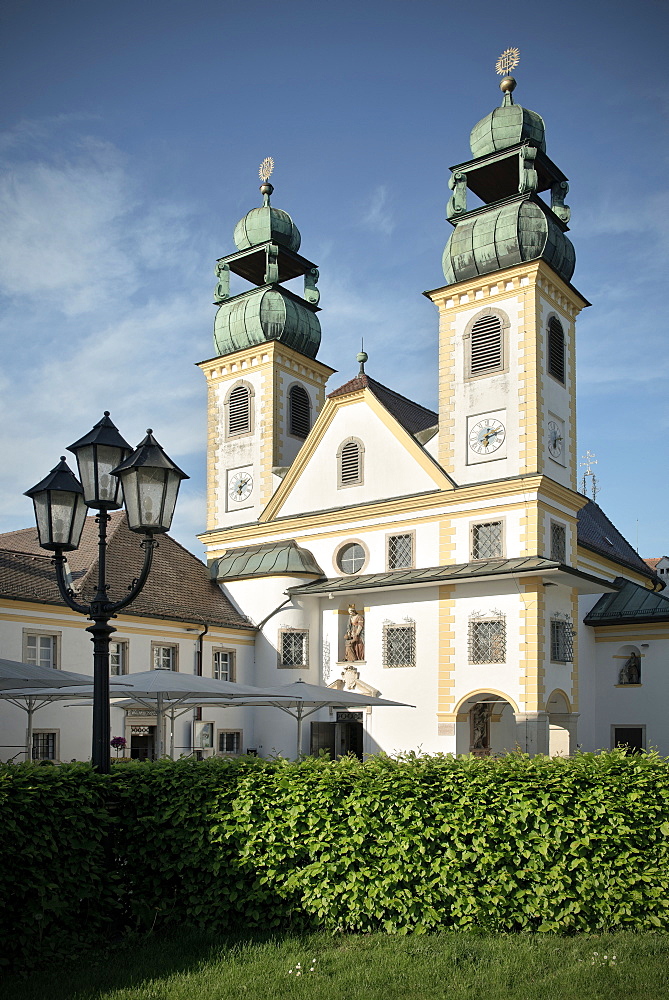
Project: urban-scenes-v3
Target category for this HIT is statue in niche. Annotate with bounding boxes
[344,604,365,662]
[619,651,641,685]
[470,703,490,752]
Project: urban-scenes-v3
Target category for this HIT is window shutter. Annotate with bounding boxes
[289,385,310,438]
[228,385,250,435]
[470,315,503,375]
[548,317,565,383]
[340,441,360,484]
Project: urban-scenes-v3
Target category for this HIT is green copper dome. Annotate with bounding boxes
[442,198,575,285]
[470,93,546,159]
[214,286,321,358]
[233,184,301,253]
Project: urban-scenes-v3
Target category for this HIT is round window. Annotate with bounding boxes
[337,542,366,574]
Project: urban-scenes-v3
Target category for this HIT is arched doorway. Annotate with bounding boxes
[545,689,577,756]
[455,691,518,756]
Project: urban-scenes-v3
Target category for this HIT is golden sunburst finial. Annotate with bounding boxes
[496,47,520,76]
[259,156,275,183]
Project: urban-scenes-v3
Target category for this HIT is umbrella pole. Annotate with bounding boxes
[26,696,35,762]
[169,707,175,760]
[296,703,303,760]
[156,691,164,759]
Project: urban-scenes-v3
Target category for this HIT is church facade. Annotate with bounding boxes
[196,69,669,760]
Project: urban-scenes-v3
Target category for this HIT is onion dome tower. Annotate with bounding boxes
[198,159,335,536]
[213,158,322,359]
[442,51,574,285]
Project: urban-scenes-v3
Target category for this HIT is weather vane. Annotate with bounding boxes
[259,156,275,183]
[495,47,520,76]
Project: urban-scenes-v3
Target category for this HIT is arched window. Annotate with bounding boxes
[468,314,503,377]
[547,316,565,383]
[289,384,311,439]
[227,384,251,436]
[338,438,363,488]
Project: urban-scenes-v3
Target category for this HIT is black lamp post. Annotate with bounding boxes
[25,412,188,773]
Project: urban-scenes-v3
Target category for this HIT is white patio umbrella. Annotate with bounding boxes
[62,668,294,758]
[0,659,133,761]
[179,679,413,758]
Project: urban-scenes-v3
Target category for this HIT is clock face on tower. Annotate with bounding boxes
[228,471,254,503]
[547,420,564,459]
[468,417,506,456]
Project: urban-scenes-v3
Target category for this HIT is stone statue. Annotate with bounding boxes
[518,144,538,195]
[213,261,230,303]
[344,604,365,662]
[619,651,641,685]
[551,180,571,224]
[471,703,490,751]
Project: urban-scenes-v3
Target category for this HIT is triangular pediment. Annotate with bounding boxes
[261,386,453,522]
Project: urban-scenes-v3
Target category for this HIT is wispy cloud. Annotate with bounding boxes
[359,184,395,236]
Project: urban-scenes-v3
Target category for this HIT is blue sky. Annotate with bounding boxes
[1,0,668,558]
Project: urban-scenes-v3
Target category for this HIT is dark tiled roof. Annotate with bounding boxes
[289,556,563,595]
[584,577,669,625]
[0,515,254,630]
[328,373,438,436]
[577,501,658,583]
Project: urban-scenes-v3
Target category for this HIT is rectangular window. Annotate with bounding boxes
[218,730,243,755]
[550,621,573,662]
[152,644,177,671]
[468,619,506,663]
[383,622,416,668]
[387,533,414,570]
[24,633,57,670]
[110,640,128,675]
[279,629,308,668]
[550,522,566,563]
[32,731,58,761]
[612,726,645,754]
[471,521,503,560]
[213,649,235,682]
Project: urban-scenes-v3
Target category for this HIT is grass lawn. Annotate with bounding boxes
[6,930,669,1000]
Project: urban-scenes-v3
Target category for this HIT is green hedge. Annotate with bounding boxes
[1,751,669,971]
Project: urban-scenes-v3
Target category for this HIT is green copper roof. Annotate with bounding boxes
[233,185,301,253]
[584,577,669,625]
[212,540,324,582]
[443,196,575,285]
[470,92,546,159]
[213,285,321,358]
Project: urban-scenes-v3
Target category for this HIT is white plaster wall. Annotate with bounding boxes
[538,295,572,491]
[275,372,317,470]
[448,293,524,486]
[279,399,439,517]
[451,582,524,714]
[211,367,265,527]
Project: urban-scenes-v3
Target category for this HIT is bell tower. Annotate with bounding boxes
[426,54,588,495]
[198,160,334,533]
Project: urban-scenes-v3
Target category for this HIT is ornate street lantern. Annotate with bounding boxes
[67,411,132,510]
[25,457,87,552]
[111,430,189,534]
[25,415,187,772]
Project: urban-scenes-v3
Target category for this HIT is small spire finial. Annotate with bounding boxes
[357,339,368,375]
[496,47,519,98]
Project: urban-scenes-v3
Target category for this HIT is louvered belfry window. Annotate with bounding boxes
[289,385,311,438]
[228,384,251,435]
[340,440,362,486]
[469,314,503,376]
[548,317,565,383]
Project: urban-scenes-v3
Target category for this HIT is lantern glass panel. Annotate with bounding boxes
[75,443,124,507]
[33,490,86,551]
